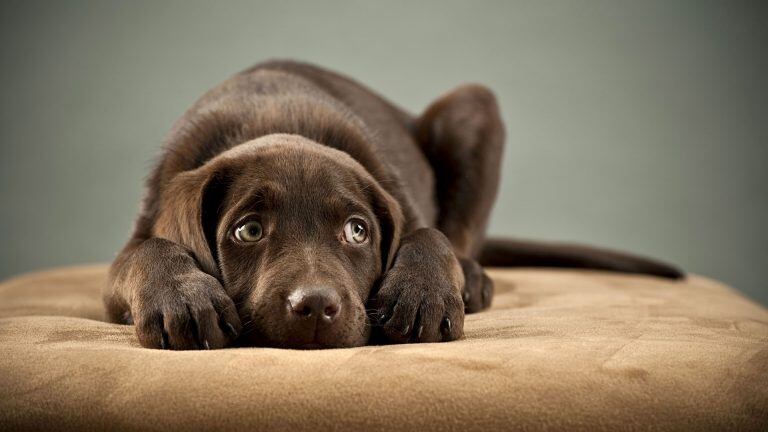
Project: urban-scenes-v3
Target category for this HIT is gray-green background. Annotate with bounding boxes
[1,1,766,305]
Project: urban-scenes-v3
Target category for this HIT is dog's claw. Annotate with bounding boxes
[441,317,452,336]
[224,322,238,338]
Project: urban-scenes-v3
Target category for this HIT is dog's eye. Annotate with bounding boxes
[234,221,263,242]
[343,218,368,244]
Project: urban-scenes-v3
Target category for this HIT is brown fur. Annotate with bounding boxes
[104,60,682,350]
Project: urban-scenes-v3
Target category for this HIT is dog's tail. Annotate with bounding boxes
[478,237,684,279]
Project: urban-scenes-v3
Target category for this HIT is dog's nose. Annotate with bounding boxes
[287,286,341,322]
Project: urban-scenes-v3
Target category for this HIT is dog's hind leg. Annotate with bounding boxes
[415,85,505,312]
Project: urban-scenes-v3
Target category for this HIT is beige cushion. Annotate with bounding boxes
[1,265,766,430]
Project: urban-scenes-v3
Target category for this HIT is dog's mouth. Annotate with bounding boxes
[233,287,373,349]
[235,310,371,349]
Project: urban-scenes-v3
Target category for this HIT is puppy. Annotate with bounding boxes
[104,60,682,350]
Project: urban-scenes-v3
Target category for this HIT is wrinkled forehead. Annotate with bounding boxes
[215,134,373,215]
[214,133,360,169]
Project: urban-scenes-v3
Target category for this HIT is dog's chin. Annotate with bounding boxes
[237,326,371,349]
[288,341,357,350]
[234,299,372,349]
[239,336,369,350]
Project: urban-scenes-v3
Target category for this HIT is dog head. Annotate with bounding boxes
[153,134,403,348]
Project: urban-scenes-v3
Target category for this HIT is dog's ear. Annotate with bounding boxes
[153,165,230,278]
[369,182,404,273]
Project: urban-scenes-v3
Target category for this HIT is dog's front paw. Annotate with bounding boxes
[375,228,465,343]
[132,272,242,350]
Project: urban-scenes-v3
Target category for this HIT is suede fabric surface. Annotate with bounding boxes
[1,265,766,431]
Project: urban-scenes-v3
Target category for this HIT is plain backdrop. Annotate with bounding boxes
[1,1,766,305]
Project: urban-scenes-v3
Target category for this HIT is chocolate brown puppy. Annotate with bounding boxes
[105,60,683,350]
